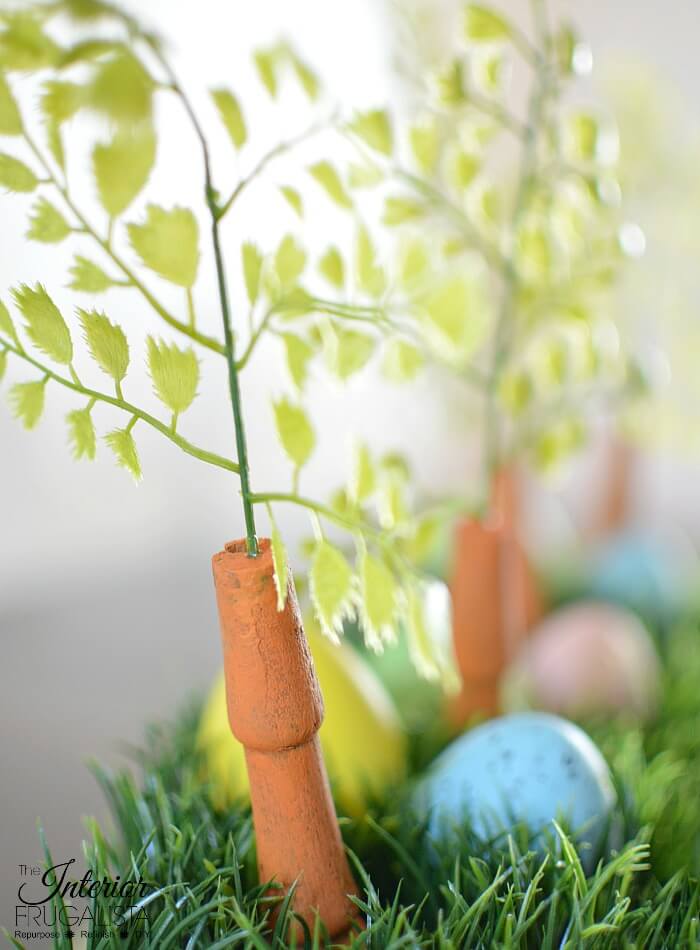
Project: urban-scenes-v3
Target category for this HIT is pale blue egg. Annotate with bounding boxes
[588,531,688,626]
[418,713,617,872]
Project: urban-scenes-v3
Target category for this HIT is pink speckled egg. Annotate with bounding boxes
[502,602,661,720]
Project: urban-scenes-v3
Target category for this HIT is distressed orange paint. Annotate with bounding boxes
[212,538,360,942]
[448,468,544,725]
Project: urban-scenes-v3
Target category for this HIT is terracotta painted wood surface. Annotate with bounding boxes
[212,538,360,941]
[448,469,544,725]
[593,437,635,539]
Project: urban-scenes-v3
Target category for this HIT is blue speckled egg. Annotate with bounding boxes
[588,531,691,626]
[418,713,617,872]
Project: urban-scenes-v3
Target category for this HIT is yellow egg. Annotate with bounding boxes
[197,619,407,816]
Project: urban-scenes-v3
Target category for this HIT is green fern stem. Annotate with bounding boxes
[186,288,196,330]
[249,491,383,543]
[481,17,550,493]
[250,491,427,584]
[1,339,239,475]
[236,297,415,375]
[209,195,259,556]
[156,53,259,557]
[235,306,274,373]
[217,117,332,221]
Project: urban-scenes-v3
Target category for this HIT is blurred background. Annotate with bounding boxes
[2,0,700,933]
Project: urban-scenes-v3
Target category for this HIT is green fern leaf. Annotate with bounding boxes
[61,0,116,23]
[383,196,425,226]
[0,153,38,192]
[318,247,344,289]
[356,227,386,297]
[409,117,439,173]
[274,235,306,289]
[398,236,430,291]
[564,112,603,163]
[0,299,19,344]
[288,48,319,100]
[348,162,384,188]
[272,396,314,468]
[279,186,303,217]
[0,349,7,381]
[270,519,289,611]
[128,205,200,288]
[375,456,410,530]
[27,197,71,243]
[0,14,61,71]
[241,243,263,305]
[308,161,352,209]
[45,120,65,171]
[405,584,442,681]
[78,309,129,383]
[358,549,398,650]
[309,540,354,641]
[93,123,156,217]
[325,327,374,380]
[105,426,141,481]
[448,149,480,190]
[274,286,314,319]
[13,284,73,364]
[422,271,490,356]
[87,52,155,122]
[211,88,247,149]
[41,80,85,123]
[10,380,45,429]
[67,407,96,460]
[253,49,278,96]
[68,256,117,293]
[463,4,511,42]
[282,333,314,391]
[349,109,393,156]
[0,73,22,135]
[59,38,123,66]
[382,339,424,382]
[147,337,199,415]
[349,442,375,505]
[404,513,443,564]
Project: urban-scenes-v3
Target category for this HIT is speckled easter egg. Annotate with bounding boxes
[502,602,660,720]
[588,531,692,626]
[418,713,616,872]
[198,618,407,816]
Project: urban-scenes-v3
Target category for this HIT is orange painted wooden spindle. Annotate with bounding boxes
[212,538,360,942]
[594,437,635,539]
[448,468,544,726]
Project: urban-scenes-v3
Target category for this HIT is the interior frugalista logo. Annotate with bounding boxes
[14,858,157,943]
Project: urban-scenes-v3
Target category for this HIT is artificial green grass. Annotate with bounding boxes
[7,621,700,949]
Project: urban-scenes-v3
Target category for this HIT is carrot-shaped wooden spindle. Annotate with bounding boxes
[212,538,360,942]
[448,467,544,726]
[593,437,635,539]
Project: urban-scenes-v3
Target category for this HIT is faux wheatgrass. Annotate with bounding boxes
[0,1,448,941]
